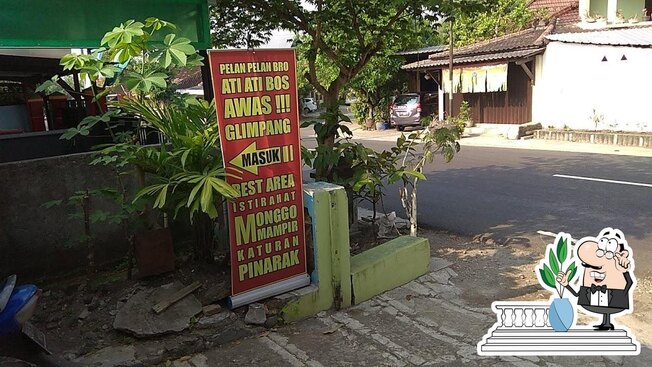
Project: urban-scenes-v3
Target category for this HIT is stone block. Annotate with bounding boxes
[202,304,221,316]
[244,303,266,325]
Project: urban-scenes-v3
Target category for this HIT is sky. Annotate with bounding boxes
[257,0,312,49]
[260,29,295,49]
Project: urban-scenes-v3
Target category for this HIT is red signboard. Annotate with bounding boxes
[208,49,307,297]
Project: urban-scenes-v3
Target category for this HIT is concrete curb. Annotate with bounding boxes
[350,236,430,304]
[279,183,430,321]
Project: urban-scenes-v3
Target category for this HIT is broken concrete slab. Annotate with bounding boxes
[429,269,453,284]
[429,257,453,273]
[113,281,202,338]
[171,354,209,367]
[196,311,236,329]
[75,345,138,367]
[244,303,267,325]
[0,357,36,367]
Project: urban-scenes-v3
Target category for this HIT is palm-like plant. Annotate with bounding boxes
[119,97,239,221]
[90,97,238,261]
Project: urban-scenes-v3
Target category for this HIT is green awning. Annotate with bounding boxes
[0,0,210,49]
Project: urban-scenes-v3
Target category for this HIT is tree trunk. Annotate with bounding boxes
[194,213,215,263]
[320,91,341,145]
[410,178,418,237]
[368,104,375,122]
[315,90,341,179]
[82,191,96,274]
[372,199,377,241]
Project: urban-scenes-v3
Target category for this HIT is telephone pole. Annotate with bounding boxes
[448,16,454,120]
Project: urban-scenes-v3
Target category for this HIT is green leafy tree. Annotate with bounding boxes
[43,188,146,275]
[213,2,491,236]
[209,3,275,48]
[348,52,407,124]
[446,0,542,47]
[389,126,462,236]
[221,1,455,179]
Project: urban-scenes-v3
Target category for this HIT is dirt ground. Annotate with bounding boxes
[29,257,238,363]
[17,224,652,364]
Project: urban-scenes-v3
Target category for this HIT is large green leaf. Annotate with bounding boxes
[101,20,145,48]
[540,265,556,289]
[153,185,169,208]
[567,262,578,282]
[60,127,90,140]
[155,34,196,67]
[122,71,168,93]
[80,62,121,82]
[200,179,214,213]
[144,17,176,31]
[401,170,427,181]
[548,249,559,275]
[60,53,92,71]
[90,210,112,224]
[42,199,63,209]
[112,42,144,64]
[35,77,68,96]
[134,183,170,208]
[187,180,204,208]
[556,236,568,264]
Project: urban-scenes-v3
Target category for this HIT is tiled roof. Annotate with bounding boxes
[400,1,581,70]
[432,25,553,59]
[528,0,580,25]
[401,25,553,70]
[402,48,544,70]
[547,25,652,47]
[172,67,203,89]
[395,45,447,56]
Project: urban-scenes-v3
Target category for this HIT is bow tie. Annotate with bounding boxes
[591,284,607,294]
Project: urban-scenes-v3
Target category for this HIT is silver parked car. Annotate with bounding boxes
[390,93,423,131]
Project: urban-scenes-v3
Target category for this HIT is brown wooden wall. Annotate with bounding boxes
[444,62,532,124]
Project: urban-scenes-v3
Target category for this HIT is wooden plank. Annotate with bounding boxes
[152,281,201,314]
[519,62,535,85]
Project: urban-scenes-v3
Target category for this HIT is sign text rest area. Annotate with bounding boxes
[209,49,309,305]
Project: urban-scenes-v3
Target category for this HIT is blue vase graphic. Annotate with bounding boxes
[549,298,574,332]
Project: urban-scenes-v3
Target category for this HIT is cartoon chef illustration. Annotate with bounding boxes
[556,227,635,330]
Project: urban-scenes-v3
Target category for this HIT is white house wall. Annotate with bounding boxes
[532,42,652,132]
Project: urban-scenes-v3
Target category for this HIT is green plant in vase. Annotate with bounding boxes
[537,233,578,331]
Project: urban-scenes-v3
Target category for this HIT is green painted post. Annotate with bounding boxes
[280,182,351,321]
[328,186,352,308]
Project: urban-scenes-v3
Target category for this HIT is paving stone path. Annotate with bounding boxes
[168,258,652,367]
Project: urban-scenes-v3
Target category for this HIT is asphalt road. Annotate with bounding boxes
[312,138,652,275]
